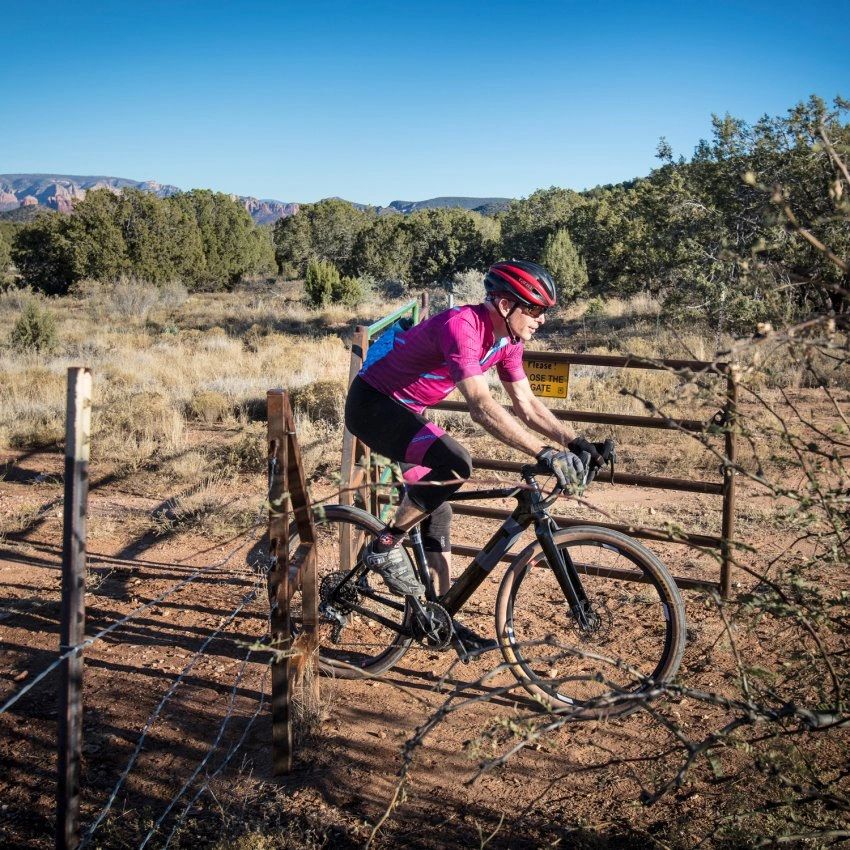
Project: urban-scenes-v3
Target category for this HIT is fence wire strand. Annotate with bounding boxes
[0,516,264,716]
[161,666,270,850]
[138,642,258,849]
[79,575,264,848]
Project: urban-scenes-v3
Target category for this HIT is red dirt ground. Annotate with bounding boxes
[0,420,845,849]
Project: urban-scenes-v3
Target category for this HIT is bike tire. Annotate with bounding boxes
[495,525,686,717]
[288,504,413,678]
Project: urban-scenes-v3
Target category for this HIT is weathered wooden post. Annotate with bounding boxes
[340,326,369,569]
[267,390,292,773]
[56,367,92,850]
[720,370,738,599]
[267,389,318,774]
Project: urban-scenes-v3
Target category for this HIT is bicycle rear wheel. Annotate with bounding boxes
[496,525,686,717]
[290,504,413,677]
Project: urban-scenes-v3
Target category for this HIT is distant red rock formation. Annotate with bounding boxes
[0,174,298,224]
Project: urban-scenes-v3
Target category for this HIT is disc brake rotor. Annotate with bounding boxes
[574,598,613,642]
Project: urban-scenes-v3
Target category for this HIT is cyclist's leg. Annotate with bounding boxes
[418,501,453,595]
[419,499,496,652]
[345,377,472,525]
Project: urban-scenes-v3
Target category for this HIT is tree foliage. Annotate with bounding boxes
[541,228,588,302]
[0,226,12,276]
[10,189,275,294]
[274,198,374,277]
[569,95,850,331]
[282,203,500,289]
[11,212,76,296]
[500,187,584,262]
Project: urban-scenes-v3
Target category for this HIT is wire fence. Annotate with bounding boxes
[1,508,274,848]
[0,366,286,848]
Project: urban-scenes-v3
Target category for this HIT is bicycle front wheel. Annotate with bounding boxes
[290,504,413,678]
[496,525,686,717]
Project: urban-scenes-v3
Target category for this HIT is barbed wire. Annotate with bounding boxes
[0,514,264,716]
[80,577,264,847]
[159,665,271,850]
[138,642,260,849]
[160,672,270,850]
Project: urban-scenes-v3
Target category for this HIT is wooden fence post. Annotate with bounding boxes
[56,367,92,850]
[340,326,369,570]
[267,389,319,774]
[267,390,292,774]
[720,371,738,599]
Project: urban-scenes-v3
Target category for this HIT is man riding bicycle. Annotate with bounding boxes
[344,259,602,648]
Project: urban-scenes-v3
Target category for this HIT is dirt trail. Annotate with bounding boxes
[0,437,830,848]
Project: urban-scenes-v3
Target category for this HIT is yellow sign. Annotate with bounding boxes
[523,358,570,399]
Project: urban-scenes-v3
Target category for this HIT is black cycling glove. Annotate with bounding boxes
[536,446,584,489]
[567,437,605,470]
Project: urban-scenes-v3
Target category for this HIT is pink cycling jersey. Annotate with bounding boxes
[360,303,526,413]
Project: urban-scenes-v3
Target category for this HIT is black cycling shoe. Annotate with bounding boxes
[363,540,425,597]
[451,619,498,654]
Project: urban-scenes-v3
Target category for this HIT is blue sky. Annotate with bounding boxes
[1,1,847,205]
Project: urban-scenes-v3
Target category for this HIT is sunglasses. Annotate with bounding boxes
[517,303,547,319]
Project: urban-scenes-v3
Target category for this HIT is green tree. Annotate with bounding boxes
[11,213,76,295]
[64,188,129,281]
[305,258,340,307]
[273,198,374,276]
[162,192,208,287]
[181,189,268,289]
[500,187,584,262]
[349,214,414,283]
[541,228,588,301]
[406,208,498,286]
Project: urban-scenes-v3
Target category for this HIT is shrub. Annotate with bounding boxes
[289,380,346,426]
[109,276,160,321]
[10,301,58,352]
[304,259,340,307]
[332,274,364,307]
[222,423,266,472]
[188,390,231,424]
[450,269,484,305]
[159,280,189,310]
[94,391,184,469]
[375,279,407,299]
[584,295,606,318]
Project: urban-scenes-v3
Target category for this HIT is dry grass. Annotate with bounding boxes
[0,280,377,466]
[1,283,843,544]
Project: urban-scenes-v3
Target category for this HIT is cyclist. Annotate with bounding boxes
[344,259,602,648]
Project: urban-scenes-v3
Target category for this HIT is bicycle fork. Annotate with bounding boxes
[535,516,598,633]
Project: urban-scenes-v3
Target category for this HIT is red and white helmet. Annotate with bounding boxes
[484,260,557,308]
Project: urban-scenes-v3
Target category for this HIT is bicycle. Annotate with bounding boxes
[293,440,687,716]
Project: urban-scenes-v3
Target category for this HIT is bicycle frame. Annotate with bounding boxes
[433,473,597,631]
[324,466,602,646]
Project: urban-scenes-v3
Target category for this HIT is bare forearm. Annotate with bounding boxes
[469,397,544,457]
[521,400,575,447]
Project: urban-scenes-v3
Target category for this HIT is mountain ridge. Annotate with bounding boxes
[0,174,512,223]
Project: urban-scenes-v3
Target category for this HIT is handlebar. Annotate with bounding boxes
[521,437,616,500]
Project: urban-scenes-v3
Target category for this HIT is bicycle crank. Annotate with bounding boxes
[410,600,452,650]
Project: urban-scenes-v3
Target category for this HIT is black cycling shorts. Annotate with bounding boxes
[345,375,472,513]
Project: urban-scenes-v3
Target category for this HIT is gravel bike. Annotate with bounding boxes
[294,440,687,715]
